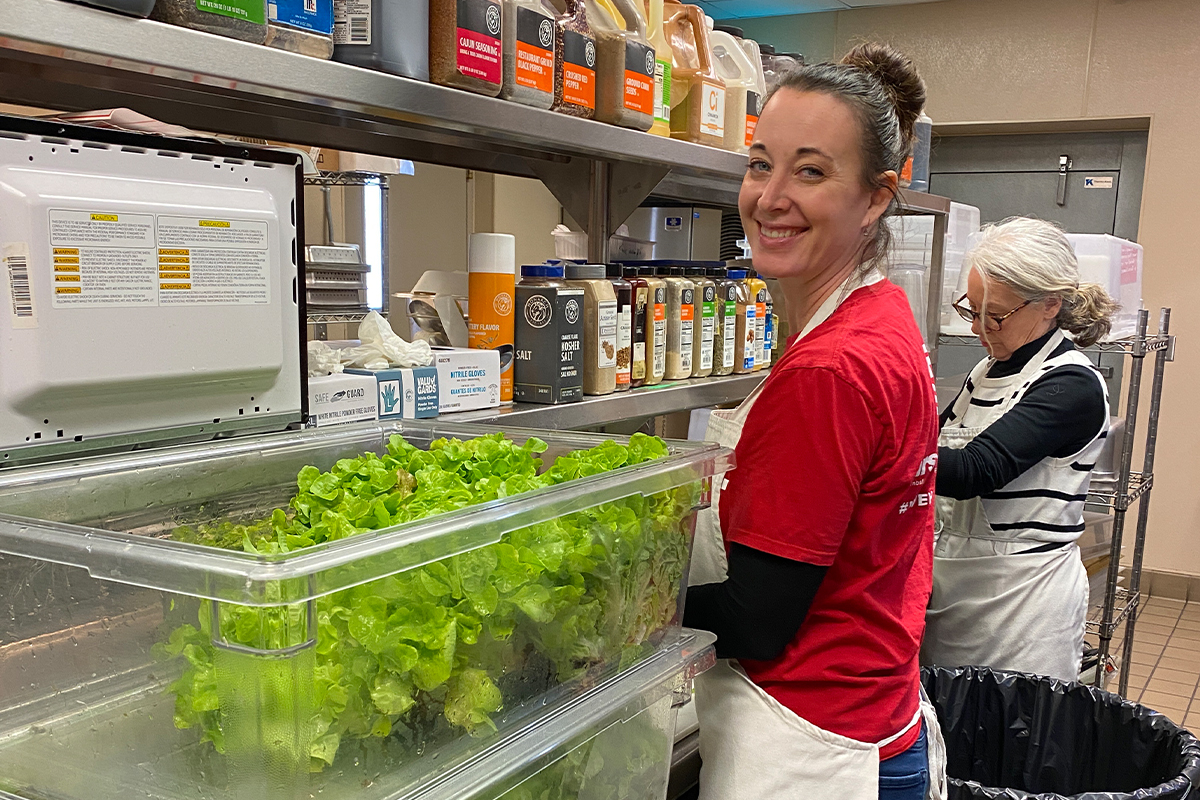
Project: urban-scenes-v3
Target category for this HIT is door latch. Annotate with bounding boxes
[1057,154,1072,206]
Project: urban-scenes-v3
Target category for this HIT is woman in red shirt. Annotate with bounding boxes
[682,43,942,800]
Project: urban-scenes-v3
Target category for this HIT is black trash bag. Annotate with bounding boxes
[922,665,1200,800]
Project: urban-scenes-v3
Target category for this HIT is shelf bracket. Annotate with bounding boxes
[529,157,669,261]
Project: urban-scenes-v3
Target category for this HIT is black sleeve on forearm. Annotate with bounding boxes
[936,366,1107,500]
[683,543,828,662]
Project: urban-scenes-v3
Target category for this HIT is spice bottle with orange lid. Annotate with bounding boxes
[430,0,504,96]
[550,0,598,118]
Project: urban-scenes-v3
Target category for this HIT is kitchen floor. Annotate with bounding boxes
[1118,596,1200,729]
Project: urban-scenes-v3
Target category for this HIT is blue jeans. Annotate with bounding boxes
[878,722,929,800]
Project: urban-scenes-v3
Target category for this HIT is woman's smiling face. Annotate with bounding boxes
[738,88,893,281]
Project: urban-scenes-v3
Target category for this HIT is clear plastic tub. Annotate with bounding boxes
[0,421,730,800]
[1065,233,1143,341]
[150,0,268,43]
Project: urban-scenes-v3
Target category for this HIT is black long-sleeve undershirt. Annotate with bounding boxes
[683,543,828,662]
[936,331,1108,500]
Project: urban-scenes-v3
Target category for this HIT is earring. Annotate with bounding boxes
[863,229,871,236]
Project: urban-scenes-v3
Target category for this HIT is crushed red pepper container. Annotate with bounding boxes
[550,0,598,118]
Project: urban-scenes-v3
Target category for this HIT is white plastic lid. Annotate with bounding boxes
[468,232,516,275]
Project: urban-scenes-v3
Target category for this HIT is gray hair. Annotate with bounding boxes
[965,217,1119,347]
[769,43,926,274]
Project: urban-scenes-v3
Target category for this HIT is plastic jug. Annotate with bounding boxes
[550,0,598,118]
[501,0,559,109]
[333,0,429,80]
[759,44,799,92]
[643,0,675,137]
[429,0,504,96]
[709,26,760,153]
[589,0,655,130]
[663,0,726,147]
[910,111,933,192]
[738,35,767,145]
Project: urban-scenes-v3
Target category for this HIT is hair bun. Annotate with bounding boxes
[840,43,926,152]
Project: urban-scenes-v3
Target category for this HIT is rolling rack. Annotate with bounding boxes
[939,307,1174,696]
[1086,308,1174,695]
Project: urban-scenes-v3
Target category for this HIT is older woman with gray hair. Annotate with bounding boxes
[922,216,1118,681]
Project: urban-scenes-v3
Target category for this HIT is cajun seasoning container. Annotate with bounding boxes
[430,0,504,96]
[623,266,649,387]
[727,267,756,374]
[685,265,714,377]
[660,266,694,380]
[502,0,557,108]
[708,265,737,377]
[564,264,617,396]
[514,264,584,404]
[640,266,667,385]
[551,0,598,118]
[607,265,633,391]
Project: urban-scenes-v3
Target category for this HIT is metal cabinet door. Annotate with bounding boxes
[929,170,1121,234]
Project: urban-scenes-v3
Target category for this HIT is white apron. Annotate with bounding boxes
[691,272,948,800]
[922,331,1100,681]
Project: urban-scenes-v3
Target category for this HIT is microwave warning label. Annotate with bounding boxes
[48,210,271,308]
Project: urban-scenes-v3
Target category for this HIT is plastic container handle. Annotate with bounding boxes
[710,29,758,84]
[608,0,646,36]
[664,2,715,74]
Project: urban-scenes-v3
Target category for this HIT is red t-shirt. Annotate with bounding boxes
[720,280,938,759]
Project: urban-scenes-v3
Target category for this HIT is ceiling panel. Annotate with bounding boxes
[708,0,944,19]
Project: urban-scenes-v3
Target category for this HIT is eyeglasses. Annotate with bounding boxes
[952,294,1033,332]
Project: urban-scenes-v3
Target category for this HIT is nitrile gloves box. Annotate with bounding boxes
[307,374,379,427]
[433,348,501,413]
[345,367,440,419]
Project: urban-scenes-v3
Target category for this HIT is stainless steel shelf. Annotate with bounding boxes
[450,372,769,430]
[896,189,951,216]
[0,0,745,189]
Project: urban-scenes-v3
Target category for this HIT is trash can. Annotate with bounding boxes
[922,666,1200,799]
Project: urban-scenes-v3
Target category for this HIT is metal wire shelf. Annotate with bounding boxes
[938,332,1173,355]
[307,311,374,324]
[1087,588,1140,637]
[1087,472,1154,509]
[303,171,386,187]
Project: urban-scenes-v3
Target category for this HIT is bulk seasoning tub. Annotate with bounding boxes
[0,421,731,800]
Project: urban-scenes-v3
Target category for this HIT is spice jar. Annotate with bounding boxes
[514,264,584,404]
[623,266,649,387]
[640,266,667,385]
[707,265,737,377]
[607,265,633,391]
[551,0,598,118]
[565,263,618,396]
[727,268,756,373]
[502,0,557,108]
[267,0,334,57]
[430,0,504,96]
[745,270,768,370]
[151,0,268,43]
[589,0,654,131]
[659,266,695,380]
[685,265,714,377]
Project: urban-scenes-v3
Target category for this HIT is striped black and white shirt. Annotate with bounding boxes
[937,329,1108,542]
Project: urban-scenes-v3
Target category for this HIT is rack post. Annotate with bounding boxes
[1117,308,1172,695]
[1094,308,1150,688]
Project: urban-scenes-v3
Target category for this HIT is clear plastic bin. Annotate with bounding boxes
[0,421,730,800]
[1065,233,1144,341]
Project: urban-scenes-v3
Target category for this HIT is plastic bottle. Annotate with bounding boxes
[733,32,767,149]
[727,268,756,373]
[468,233,516,402]
[514,264,585,404]
[663,0,725,148]
[707,265,737,376]
[430,0,504,96]
[640,266,667,385]
[744,270,768,370]
[589,0,654,131]
[502,0,558,108]
[565,264,618,395]
[332,0,429,80]
[684,265,715,377]
[551,0,598,118]
[709,25,759,153]
[758,43,778,92]
[910,111,933,193]
[643,0,674,137]
[606,265,633,391]
[267,0,334,57]
[150,0,267,43]
[660,266,695,380]
[623,266,650,386]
